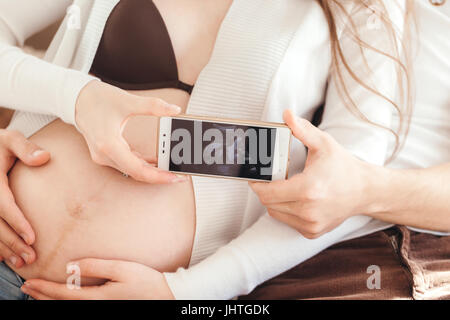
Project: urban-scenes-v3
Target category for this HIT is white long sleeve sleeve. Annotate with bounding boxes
[166,214,375,299]
[164,1,405,300]
[0,0,97,125]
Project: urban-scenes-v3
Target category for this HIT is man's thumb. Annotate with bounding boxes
[283,109,324,150]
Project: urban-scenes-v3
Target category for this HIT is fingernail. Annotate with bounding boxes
[23,281,32,288]
[169,105,181,113]
[21,253,30,264]
[20,233,30,245]
[172,174,188,183]
[9,256,17,266]
[31,150,45,157]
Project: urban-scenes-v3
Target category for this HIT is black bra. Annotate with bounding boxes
[90,0,194,94]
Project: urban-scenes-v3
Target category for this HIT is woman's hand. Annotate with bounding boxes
[0,129,50,267]
[21,259,175,300]
[250,110,373,239]
[75,80,186,184]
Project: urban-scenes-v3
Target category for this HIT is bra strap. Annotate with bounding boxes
[176,80,194,95]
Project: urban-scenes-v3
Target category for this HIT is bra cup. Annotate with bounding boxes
[91,0,180,87]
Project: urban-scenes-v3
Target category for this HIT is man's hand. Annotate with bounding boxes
[0,129,50,267]
[250,110,373,239]
[21,258,175,300]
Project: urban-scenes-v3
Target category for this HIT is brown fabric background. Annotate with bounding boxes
[240,226,450,300]
[398,227,450,299]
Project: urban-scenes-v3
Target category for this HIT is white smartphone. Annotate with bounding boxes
[158,115,291,182]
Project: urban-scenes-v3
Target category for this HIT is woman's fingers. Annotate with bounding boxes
[73,258,133,282]
[22,259,138,300]
[0,219,35,265]
[0,240,25,268]
[0,176,35,245]
[1,130,50,167]
[131,150,157,164]
[108,140,184,184]
[75,82,180,184]
[21,280,101,300]
[20,286,53,300]
[0,129,46,257]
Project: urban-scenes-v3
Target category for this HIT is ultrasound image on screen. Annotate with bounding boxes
[169,119,276,180]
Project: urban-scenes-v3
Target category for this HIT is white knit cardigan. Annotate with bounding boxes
[1,0,407,299]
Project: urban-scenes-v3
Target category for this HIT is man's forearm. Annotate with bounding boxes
[365,163,450,233]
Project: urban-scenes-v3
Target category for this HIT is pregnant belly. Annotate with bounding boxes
[7,116,196,285]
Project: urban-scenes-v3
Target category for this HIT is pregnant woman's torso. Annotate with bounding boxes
[7,0,233,284]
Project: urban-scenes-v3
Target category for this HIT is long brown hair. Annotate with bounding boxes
[317,0,415,162]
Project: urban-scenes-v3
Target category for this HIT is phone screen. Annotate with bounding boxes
[168,119,277,180]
